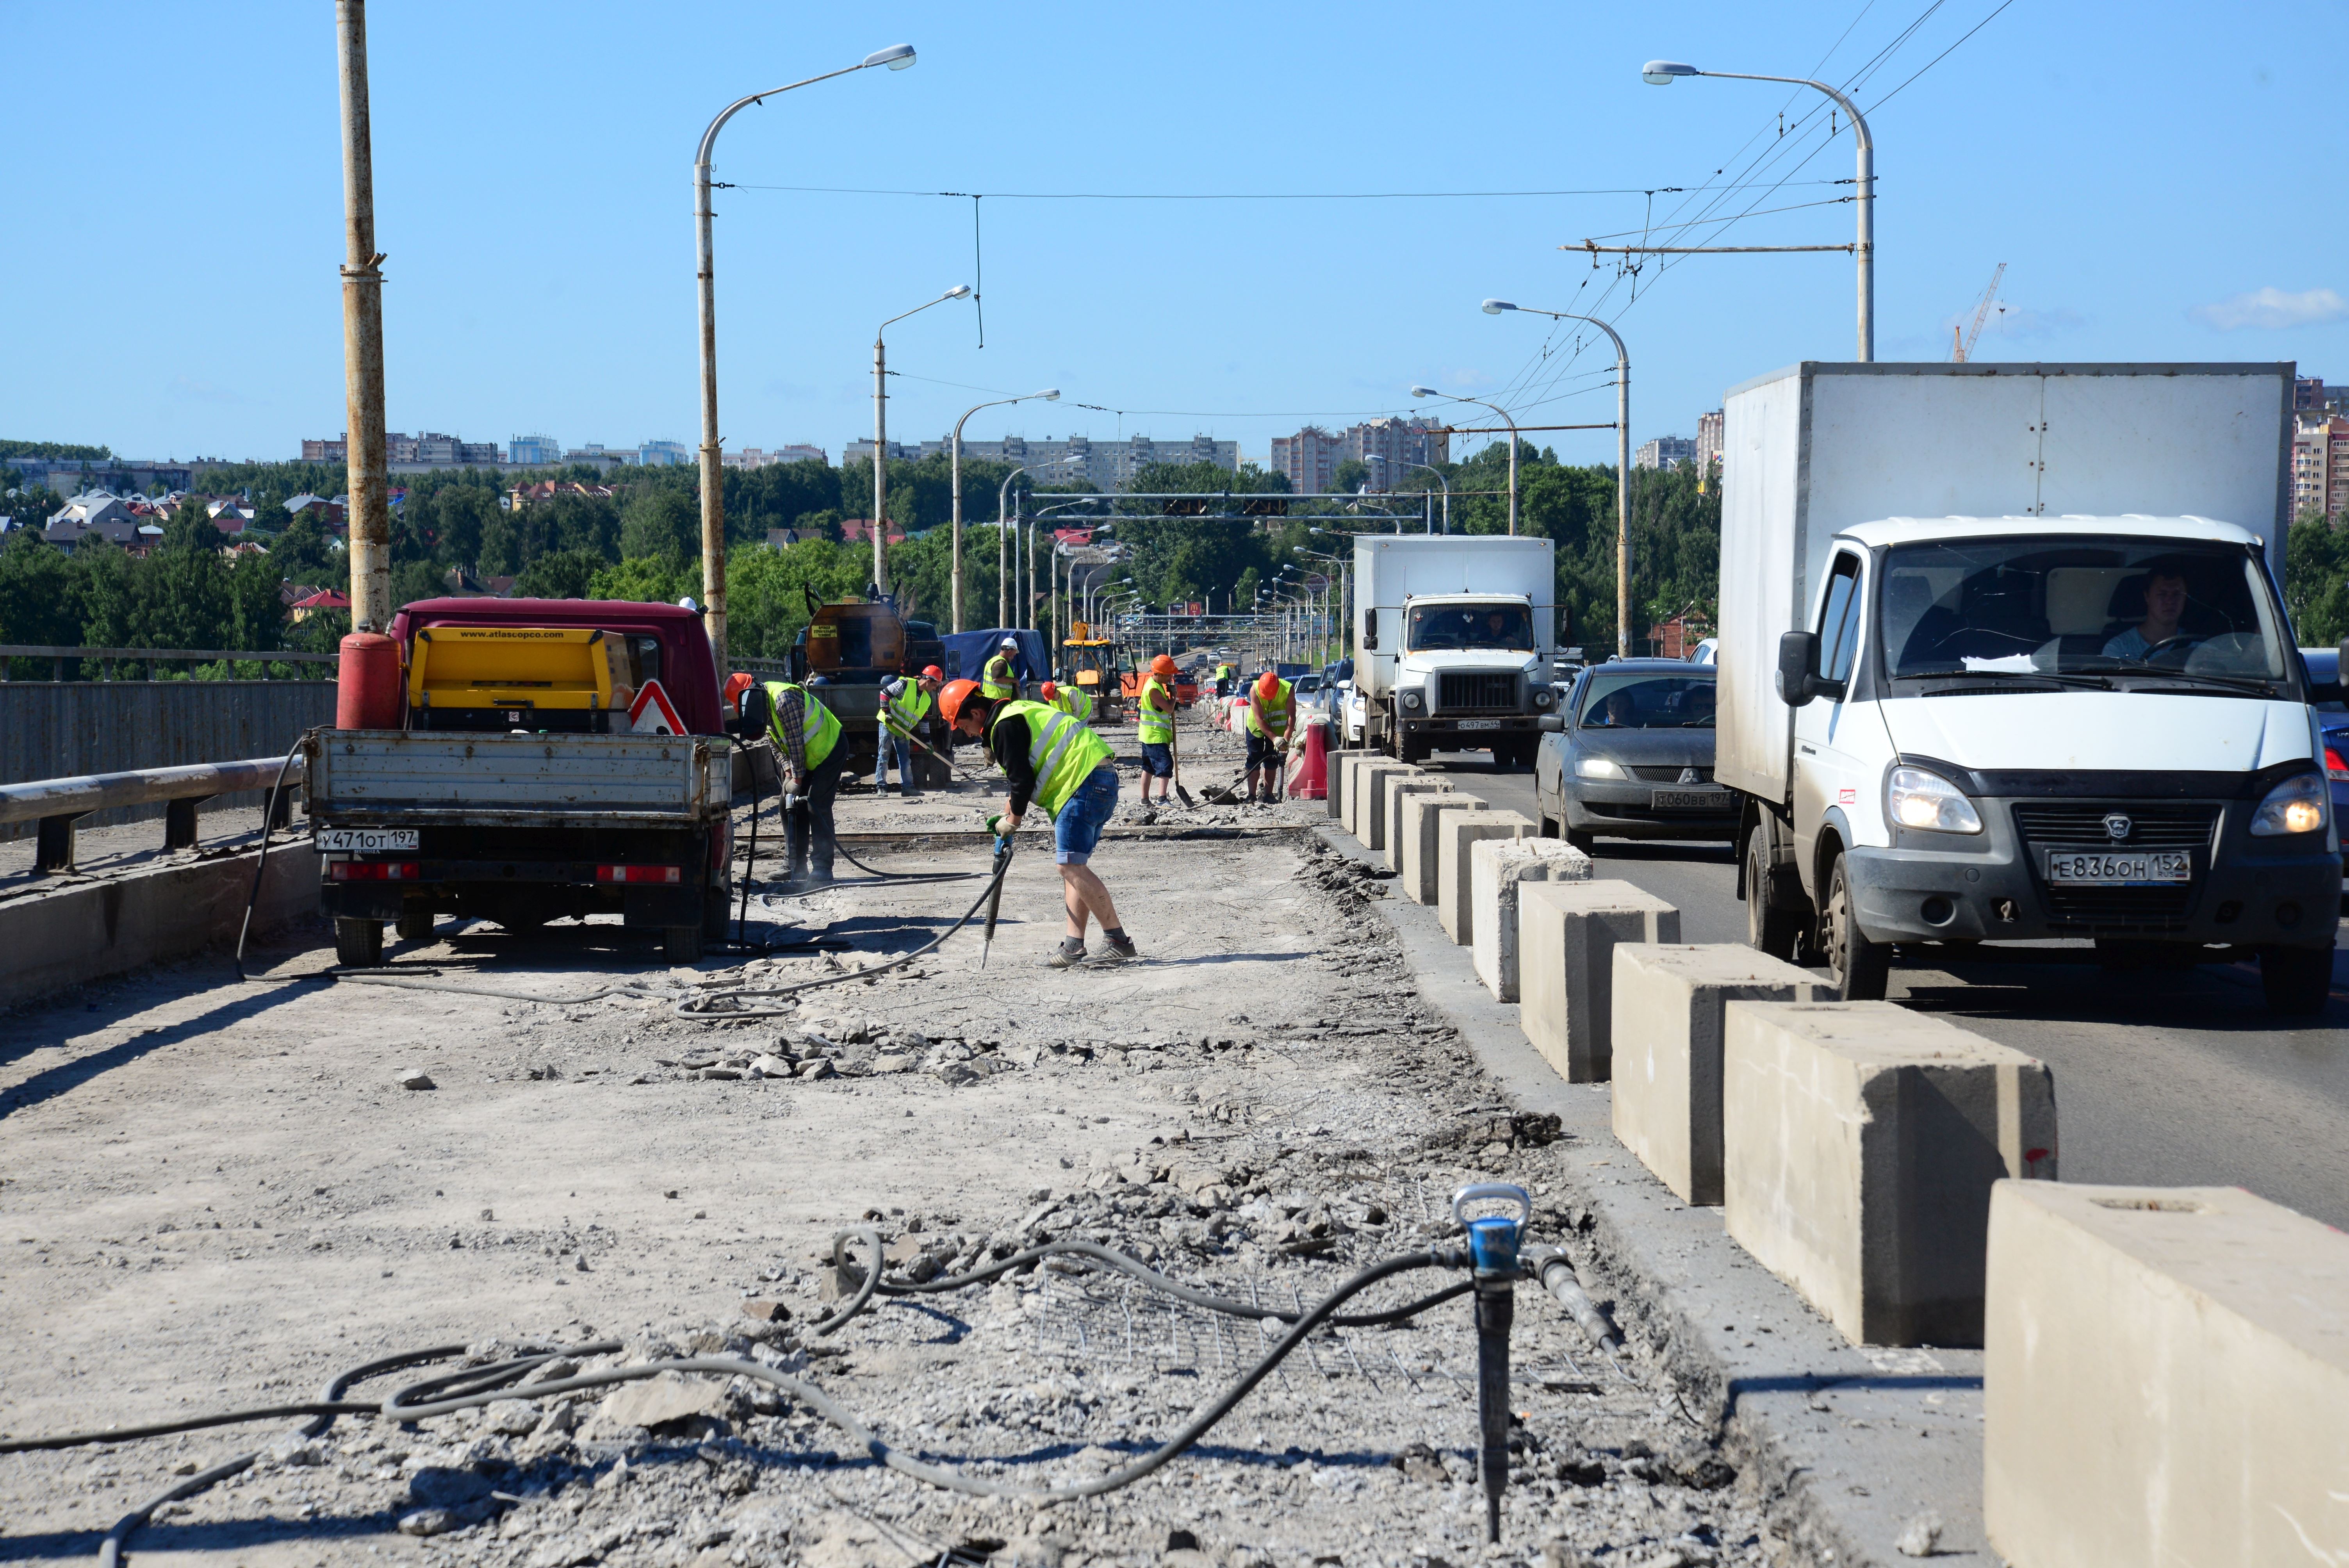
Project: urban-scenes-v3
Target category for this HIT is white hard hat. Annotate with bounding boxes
[1000,636,1018,648]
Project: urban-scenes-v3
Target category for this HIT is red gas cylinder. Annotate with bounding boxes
[1287,715,1331,800]
[336,632,404,731]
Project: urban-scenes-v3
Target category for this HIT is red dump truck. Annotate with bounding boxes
[303,597,738,967]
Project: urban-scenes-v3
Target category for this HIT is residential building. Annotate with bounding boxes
[7,456,195,496]
[1636,435,1697,470]
[838,440,923,467]
[508,480,616,510]
[727,444,829,468]
[289,588,351,622]
[1270,426,1348,494]
[284,493,347,527]
[561,445,636,474]
[839,519,908,546]
[638,440,692,467]
[845,433,1239,490]
[43,492,142,553]
[508,434,562,466]
[2293,412,2349,521]
[302,435,349,463]
[1338,417,1449,489]
[1695,410,1724,490]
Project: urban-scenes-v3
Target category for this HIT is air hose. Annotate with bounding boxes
[231,734,312,984]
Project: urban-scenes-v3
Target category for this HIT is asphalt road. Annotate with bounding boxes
[1426,750,2349,1230]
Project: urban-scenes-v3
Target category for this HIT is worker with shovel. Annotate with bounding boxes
[875,666,944,797]
[1135,653,1179,808]
[939,677,1138,968]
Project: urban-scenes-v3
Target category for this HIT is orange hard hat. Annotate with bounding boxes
[937,678,984,729]
[1040,680,1059,700]
[722,671,755,712]
[1256,670,1281,699]
[921,664,945,681]
[1150,653,1177,676]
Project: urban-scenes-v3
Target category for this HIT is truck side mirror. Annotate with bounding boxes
[1361,609,1378,651]
[1778,630,1820,707]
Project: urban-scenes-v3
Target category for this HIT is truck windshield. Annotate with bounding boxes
[1577,672,1717,727]
[1879,538,2292,690]
[1407,602,1533,652]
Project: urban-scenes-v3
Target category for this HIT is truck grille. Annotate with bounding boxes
[2012,802,2221,933]
[1438,672,1518,711]
[1627,764,1714,783]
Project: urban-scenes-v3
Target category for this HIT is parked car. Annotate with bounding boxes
[1534,659,1736,853]
[1688,637,1718,664]
[2304,647,2349,879]
[1341,682,1367,745]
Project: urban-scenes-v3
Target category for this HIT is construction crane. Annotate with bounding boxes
[1952,262,2008,362]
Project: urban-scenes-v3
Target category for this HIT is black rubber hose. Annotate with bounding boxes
[232,734,310,983]
[736,741,763,947]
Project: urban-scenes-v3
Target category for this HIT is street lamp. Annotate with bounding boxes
[1411,385,1518,535]
[950,388,1057,633]
[1485,299,1631,656]
[1642,59,1874,361]
[870,284,972,596]
[693,43,916,668]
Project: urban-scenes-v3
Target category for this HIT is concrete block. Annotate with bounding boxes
[1983,1182,2349,1568]
[1325,749,1371,820]
[1722,1000,2057,1346]
[1356,763,1420,853]
[1400,792,1486,905]
[1343,756,1399,839]
[1517,880,1681,1082]
[1470,838,1593,1001]
[1435,811,1533,945]
[1609,944,1828,1205]
[1381,779,1451,872]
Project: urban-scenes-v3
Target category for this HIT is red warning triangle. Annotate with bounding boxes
[629,679,684,736]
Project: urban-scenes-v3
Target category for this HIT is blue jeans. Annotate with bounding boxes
[1139,741,1173,778]
[874,729,912,788]
[1053,766,1118,865]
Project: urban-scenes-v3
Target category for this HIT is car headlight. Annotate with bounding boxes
[1401,690,1422,711]
[1886,765,1982,834]
[2249,771,2329,837]
[1533,689,1553,708]
[1575,756,1623,779]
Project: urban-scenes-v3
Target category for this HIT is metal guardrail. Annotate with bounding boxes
[0,645,339,681]
[0,756,298,873]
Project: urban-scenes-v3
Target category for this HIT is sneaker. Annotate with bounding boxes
[1047,937,1089,968]
[1089,934,1140,965]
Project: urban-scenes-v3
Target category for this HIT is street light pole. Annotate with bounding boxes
[951,388,1057,633]
[695,43,915,668]
[335,0,390,636]
[1483,301,1631,655]
[871,284,971,599]
[1642,60,1873,361]
[1412,386,1518,534]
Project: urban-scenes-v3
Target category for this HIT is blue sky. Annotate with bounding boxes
[6,1,2345,472]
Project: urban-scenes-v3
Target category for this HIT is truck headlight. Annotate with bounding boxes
[1886,765,1982,834]
[2249,771,2329,836]
[1576,756,1623,779]
[1401,690,1423,711]
[1533,689,1553,708]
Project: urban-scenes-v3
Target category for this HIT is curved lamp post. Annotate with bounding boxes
[870,284,971,596]
[695,43,915,668]
[1411,385,1518,535]
[1642,59,1873,361]
[951,388,1057,632]
[1485,299,1631,655]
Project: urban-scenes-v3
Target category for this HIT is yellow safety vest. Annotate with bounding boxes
[1137,676,1174,744]
[982,653,1016,700]
[763,680,840,768]
[1246,679,1294,740]
[885,684,934,731]
[992,698,1112,819]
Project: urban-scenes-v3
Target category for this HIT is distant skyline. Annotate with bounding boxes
[5,2,2343,474]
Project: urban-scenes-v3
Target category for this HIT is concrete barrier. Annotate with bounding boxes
[1470,839,1592,1001]
[1517,880,1680,1081]
[1983,1182,2349,1568]
[1382,779,1451,873]
[1610,944,1828,1205]
[1326,749,1371,820]
[1344,757,1402,839]
[1435,810,1533,945]
[1400,792,1486,905]
[1722,1000,2057,1346]
[1355,763,1418,854]
[0,840,321,1010]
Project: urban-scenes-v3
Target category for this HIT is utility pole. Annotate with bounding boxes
[335,0,390,634]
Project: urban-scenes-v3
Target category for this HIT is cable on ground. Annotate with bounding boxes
[232,734,313,984]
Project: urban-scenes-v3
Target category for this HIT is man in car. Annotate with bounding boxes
[2103,563,2191,659]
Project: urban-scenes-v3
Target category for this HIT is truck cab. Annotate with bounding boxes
[1355,535,1561,766]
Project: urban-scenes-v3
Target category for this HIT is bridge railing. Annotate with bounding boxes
[0,757,300,873]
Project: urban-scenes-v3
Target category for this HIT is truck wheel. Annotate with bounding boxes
[2259,943,2335,1016]
[334,917,385,968]
[1566,829,1597,856]
[1745,826,1799,961]
[663,925,704,964]
[1821,851,1889,1001]
[703,886,732,942]
[395,907,434,943]
[1399,737,1429,765]
[1536,811,1559,839]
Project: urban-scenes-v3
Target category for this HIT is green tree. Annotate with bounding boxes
[721,539,872,659]
[512,548,608,599]
[0,531,80,676]
[270,514,339,584]
[620,488,698,565]
[0,440,112,461]
[2286,513,2349,647]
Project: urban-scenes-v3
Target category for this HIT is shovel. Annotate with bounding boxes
[1169,703,1197,809]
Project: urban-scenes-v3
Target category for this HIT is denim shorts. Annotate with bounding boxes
[1053,766,1118,865]
[1139,741,1173,778]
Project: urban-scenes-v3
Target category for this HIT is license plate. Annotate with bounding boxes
[1652,789,1729,811]
[1456,718,1503,731]
[316,828,419,852]
[2043,849,2191,885]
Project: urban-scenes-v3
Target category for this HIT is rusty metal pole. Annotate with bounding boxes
[872,335,889,596]
[693,115,729,668]
[335,0,391,634]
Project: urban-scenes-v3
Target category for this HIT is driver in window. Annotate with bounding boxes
[1484,609,1513,644]
[2103,565,2189,659]
[1590,690,1637,727]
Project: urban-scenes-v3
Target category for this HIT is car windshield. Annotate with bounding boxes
[1407,601,1533,652]
[1577,672,1717,727]
[1879,538,2291,688]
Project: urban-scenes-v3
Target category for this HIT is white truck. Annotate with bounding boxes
[1720,360,2341,1014]
[1353,535,1560,766]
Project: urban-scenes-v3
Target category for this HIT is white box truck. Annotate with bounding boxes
[1353,535,1559,766]
[1720,361,2342,1014]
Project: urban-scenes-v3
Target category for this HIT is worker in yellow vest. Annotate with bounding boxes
[939,677,1138,967]
[875,667,942,796]
[761,677,844,889]
[1039,680,1088,720]
[1244,669,1295,804]
[981,636,1020,700]
[1135,653,1178,807]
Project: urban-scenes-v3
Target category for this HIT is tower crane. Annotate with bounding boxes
[1952,262,2008,362]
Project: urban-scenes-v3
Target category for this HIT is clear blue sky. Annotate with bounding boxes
[6,1,2344,472]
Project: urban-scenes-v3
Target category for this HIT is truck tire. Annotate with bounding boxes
[1399,736,1429,765]
[703,886,732,942]
[395,907,434,943]
[1567,829,1597,856]
[1745,825,1799,961]
[1821,850,1889,1001]
[663,925,704,964]
[2259,942,2335,1016]
[334,917,385,968]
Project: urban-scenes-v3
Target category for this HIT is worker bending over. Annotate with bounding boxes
[1039,680,1089,720]
[982,636,1020,700]
[940,677,1137,967]
[875,665,943,796]
[761,676,844,890]
[1244,668,1295,804]
[1135,653,1178,807]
